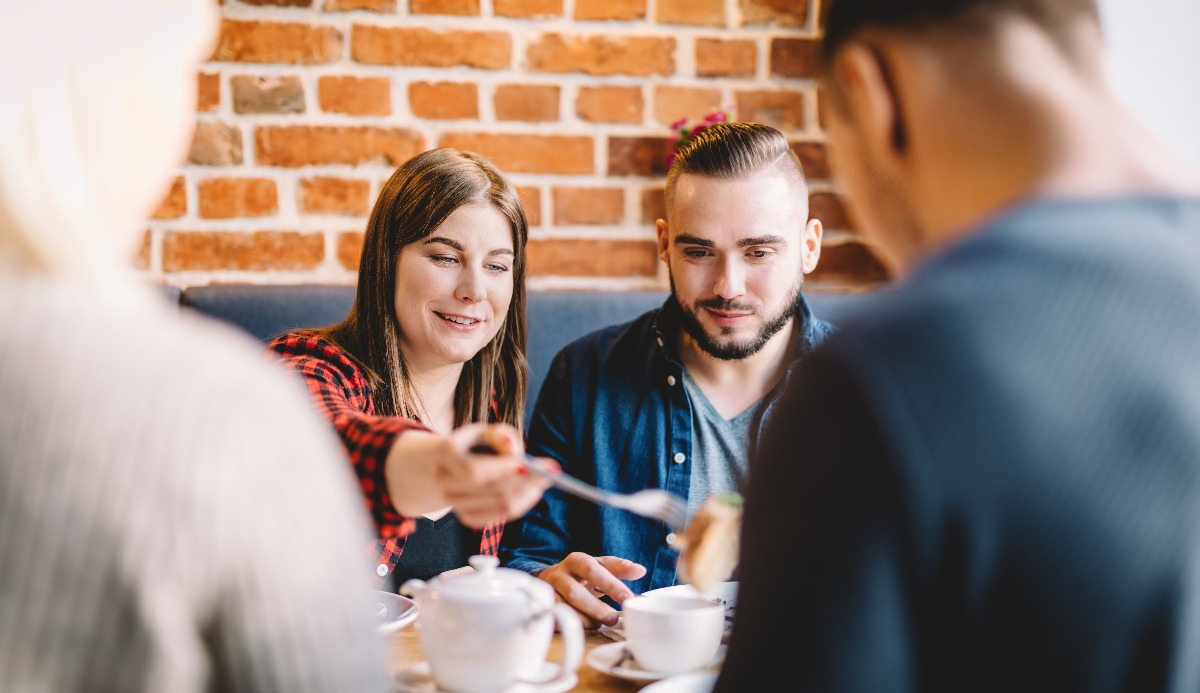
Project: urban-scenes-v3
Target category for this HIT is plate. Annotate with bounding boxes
[393,661,576,693]
[586,642,725,683]
[641,672,720,693]
[372,590,418,634]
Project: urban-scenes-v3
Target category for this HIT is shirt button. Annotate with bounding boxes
[376,564,389,577]
[666,532,677,545]
[656,337,664,347]
[666,375,676,386]
[673,452,686,464]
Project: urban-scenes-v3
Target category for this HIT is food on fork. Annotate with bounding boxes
[675,493,743,592]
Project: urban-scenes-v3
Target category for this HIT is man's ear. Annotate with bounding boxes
[655,218,670,262]
[831,43,908,163]
[801,217,822,274]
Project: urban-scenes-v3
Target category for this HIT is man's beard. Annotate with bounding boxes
[670,270,803,361]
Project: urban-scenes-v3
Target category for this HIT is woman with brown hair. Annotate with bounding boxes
[270,148,548,590]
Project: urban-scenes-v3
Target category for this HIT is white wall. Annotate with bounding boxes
[1096,0,1200,170]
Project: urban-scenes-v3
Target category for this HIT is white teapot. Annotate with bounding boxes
[401,555,583,693]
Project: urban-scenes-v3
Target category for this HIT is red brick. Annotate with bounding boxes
[495,0,562,18]
[808,240,889,285]
[152,177,187,220]
[198,178,278,219]
[657,0,724,26]
[608,137,670,177]
[640,186,665,224]
[132,230,151,270]
[411,0,479,14]
[576,86,643,124]
[735,89,804,131]
[318,75,391,116]
[527,239,658,277]
[352,26,510,69]
[409,82,478,120]
[495,84,560,122]
[740,0,809,27]
[438,133,594,174]
[324,0,395,9]
[299,177,371,215]
[553,187,624,226]
[241,0,311,5]
[337,231,365,270]
[655,86,722,127]
[790,141,830,180]
[214,20,342,64]
[231,75,305,114]
[163,231,324,272]
[696,39,755,78]
[188,122,243,166]
[256,126,424,167]
[527,34,674,76]
[575,0,644,20]
[809,192,855,231]
[516,186,542,227]
[197,72,219,112]
[770,37,821,78]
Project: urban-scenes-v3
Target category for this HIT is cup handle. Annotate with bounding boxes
[525,603,583,687]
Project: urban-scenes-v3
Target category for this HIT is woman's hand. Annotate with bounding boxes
[384,423,549,527]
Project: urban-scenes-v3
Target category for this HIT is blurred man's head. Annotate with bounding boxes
[819,0,1115,273]
[658,122,822,361]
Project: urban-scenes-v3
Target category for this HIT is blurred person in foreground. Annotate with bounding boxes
[501,122,832,627]
[0,2,388,690]
[718,1,1200,691]
[268,149,550,592]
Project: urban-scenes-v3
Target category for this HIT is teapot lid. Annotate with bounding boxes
[431,555,551,603]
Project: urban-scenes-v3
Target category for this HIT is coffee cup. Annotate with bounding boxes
[621,594,725,675]
[401,555,583,692]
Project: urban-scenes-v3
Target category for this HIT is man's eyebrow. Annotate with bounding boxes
[673,234,714,248]
[738,235,787,247]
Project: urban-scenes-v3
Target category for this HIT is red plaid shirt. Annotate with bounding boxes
[268,331,503,588]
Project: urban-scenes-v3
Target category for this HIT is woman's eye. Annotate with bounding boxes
[485,262,511,273]
[431,254,458,266]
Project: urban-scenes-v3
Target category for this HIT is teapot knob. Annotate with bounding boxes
[468,555,499,575]
[399,579,426,598]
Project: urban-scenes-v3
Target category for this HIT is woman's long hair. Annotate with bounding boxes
[323,149,529,431]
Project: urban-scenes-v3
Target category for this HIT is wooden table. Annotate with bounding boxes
[386,624,648,692]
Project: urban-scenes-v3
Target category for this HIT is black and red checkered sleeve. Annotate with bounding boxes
[267,331,418,541]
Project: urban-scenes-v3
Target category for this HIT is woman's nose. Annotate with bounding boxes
[456,268,487,302]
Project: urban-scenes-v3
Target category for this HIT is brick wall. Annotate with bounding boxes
[139,0,888,291]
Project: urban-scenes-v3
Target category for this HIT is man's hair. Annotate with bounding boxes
[664,122,808,218]
[821,0,1100,66]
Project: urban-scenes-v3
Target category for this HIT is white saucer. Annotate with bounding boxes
[642,672,720,693]
[371,590,418,634]
[586,642,725,683]
[392,661,577,693]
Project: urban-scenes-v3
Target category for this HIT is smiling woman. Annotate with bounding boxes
[267,149,550,591]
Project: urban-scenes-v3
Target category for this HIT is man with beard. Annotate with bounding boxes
[500,122,832,627]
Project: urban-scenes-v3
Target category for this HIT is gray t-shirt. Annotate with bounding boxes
[681,367,766,521]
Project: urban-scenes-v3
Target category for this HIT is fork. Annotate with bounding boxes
[523,455,688,531]
[470,445,687,530]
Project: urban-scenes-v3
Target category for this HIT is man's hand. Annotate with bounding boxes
[535,553,647,629]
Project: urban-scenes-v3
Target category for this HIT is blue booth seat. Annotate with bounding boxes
[177,284,869,426]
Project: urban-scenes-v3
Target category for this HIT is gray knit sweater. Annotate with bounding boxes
[0,279,390,692]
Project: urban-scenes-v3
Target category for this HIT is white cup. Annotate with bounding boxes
[622,594,725,675]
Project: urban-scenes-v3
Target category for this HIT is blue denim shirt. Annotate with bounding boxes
[500,295,834,593]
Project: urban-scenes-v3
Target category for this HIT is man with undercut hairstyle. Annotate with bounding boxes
[718,1,1200,691]
[501,122,833,628]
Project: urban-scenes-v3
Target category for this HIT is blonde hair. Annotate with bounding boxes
[0,0,216,283]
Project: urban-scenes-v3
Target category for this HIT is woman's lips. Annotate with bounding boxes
[434,311,483,330]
